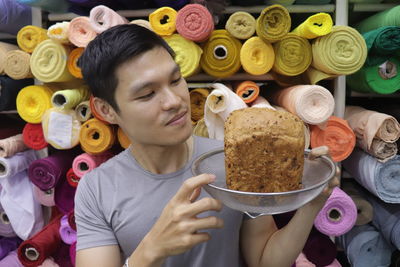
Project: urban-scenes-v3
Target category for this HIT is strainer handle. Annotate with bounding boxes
[245,212,268,219]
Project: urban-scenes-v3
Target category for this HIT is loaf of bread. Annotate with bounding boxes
[224,107,305,193]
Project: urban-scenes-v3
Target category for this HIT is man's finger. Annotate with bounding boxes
[174,174,216,202]
[181,197,222,217]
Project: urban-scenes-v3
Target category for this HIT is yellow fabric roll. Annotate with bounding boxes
[42,107,81,150]
[51,86,90,109]
[130,19,153,31]
[305,67,337,85]
[74,100,92,122]
[193,118,209,138]
[30,39,74,83]
[225,11,256,40]
[256,4,291,43]
[4,50,33,80]
[117,127,131,149]
[149,7,177,36]
[0,42,19,74]
[240,36,275,75]
[80,118,115,155]
[200,29,242,78]
[311,25,368,75]
[16,85,56,123]
[189,88,209,122]
[292,13,333,39]
[164,34,202,78]
[272,33,312,76]
[47,21,71,44]
[17,25,48,53]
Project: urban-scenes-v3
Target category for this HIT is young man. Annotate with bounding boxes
[75,24,339,267]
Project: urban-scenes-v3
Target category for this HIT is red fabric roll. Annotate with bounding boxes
[22,123,48,150]
[68,210,76,231]
[17,214,63,267]
[66,168,80,188]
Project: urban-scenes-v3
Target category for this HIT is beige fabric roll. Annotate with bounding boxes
[193,118,209,138]
[367,139,397,162]
[4,50,33,80]
[130,19,153,31]
[0,42,19,74]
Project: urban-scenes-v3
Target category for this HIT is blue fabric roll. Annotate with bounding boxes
[16,0,69,13]
[0,76,33,112]
[337,224,394,267]
[0,0,32,35]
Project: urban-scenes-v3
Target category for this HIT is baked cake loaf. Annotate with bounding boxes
[224,107,305,193]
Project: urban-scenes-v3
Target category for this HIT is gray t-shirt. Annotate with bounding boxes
[75,136,245,267]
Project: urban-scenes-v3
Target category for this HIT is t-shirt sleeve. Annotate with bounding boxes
[74,173,118,251]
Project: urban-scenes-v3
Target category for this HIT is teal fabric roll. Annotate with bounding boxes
[355,6,400,33]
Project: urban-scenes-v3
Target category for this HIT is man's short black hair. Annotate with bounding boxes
[78,24,175,112]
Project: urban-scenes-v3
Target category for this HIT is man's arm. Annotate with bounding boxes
[76,245,122,267]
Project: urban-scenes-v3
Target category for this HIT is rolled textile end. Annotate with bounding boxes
[75,100,92,122]
[0,134,28,158]
[369,139,398,163]
[51,86,90,110]
[130,19,153,31]
[225,11,256,40]
[234,81,259,104]
[305,66,337,85]
[59,215,76,245]
[67,47,84,79]
[0,42,19,74]
[251,96,275,110]
[68,17,97,48]
[17,25,48,53]
[292,13,333,39]
[117,127,131,149]
[193,118,209,138]
[176,4,214,42]
[72,152,112,177]
[47,22,71,45]
[149,6,177,36]
[189,88,209,122]
[80,118,115,155]
[240,36,274,76]
[256,4,291,43]
[22,123,48,150]
[66,168,80,188]
[33,186,55,207]
[4,50,33,80]
[89,5,128,34]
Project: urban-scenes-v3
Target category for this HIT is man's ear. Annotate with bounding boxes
[92,97,119,124]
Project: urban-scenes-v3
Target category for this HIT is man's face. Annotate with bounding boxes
[112,46,192,147]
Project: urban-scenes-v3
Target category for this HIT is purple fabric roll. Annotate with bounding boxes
[0,237,22,260]
[0,250,23,267]
[0,204,16,238]
[28,151,77,191]
[59,215,76,245]
[53,243,73,267]
[0,0,32,35]
[0,150,38,179]
[154,0,188,9]
[54,177,76,214]
[303,230,337,266]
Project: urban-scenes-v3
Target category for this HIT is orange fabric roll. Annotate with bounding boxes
[79,118,115,155]
[117,127,131,149]
[89,95,109,124]
[67,47,84,79]
[235,81,259,104]
[310,116,356,162]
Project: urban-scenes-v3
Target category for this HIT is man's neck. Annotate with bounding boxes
[130,136,194,175]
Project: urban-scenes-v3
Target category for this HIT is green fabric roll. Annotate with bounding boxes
[355,6,400,33]
[295,0,331,3]
[363,26,400,66]
[347,57,400,94]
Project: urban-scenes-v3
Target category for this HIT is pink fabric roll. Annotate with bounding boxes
[175,4,214,42]
[68,17,97,48]
[0,134,28,158]
[314,187,357,236]
[89,5,128,34]
[38,257,59,267]
[325,259,342,267]
[295,252,316,267]
[33,185,55,207]
[72,152,112,178]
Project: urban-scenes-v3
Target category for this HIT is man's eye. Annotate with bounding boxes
[138,92,154,99]
[172,76,182,84]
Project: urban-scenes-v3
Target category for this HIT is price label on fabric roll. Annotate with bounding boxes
[48,111,73,149]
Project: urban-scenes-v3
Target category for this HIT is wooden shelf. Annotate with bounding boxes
[0,110,18,114]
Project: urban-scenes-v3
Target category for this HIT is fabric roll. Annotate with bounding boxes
[292,13,333,39]
[175,4,214,42]
[344,106,400,152]
[367,139,398,162]
[16,0,69,13]
[269,85,335,125]
[130,19,153,31]
[163,34,203,78]
[234,81,259,104]
[256,4,291,43]
[22,123,48,150]
[0,204,17,238]
[193,118,209,138]
[59,215,76,245]
[310,116,356,162]
[4,50,33,80]
[0,76,33,112]
[355,6,400,34]
[41,108,81,150]
[17,214,63,267]
[47,22,71,45]
[204,83,247,140]
[272,33,312,76]
[38,257,59,267]
[0,134,28,159]
[68,17,97,48]
[89,5,128,34]
[0,149,37,179]
[200,29,242,78]
[28,150,76,191]
[342,148,400,203]
[33,186,55,207]
[0,237,22,260]
[189,88,209,123]
[67,211,76,231]
[250,96,275,110]
[30,39,74,83]
[16,25,48,54]
[149,6,177,36]
[304,124,311,150]
[117,127,130,149]
[74,100,91,122]
[303,230,338,266]
[0,0,32,36]
[51,87,90,109]
[240,36,274,76]
[336,224,393,267]
[305,66,337,85]
[80,118,115,155]
[311,26,367,75]
[153,0,188,9]
[66,168,79,188]
[347,57,400,95]
[70,242,76,266]
[0,250,23,266]
[89,95,108,123]
[0,42,19,74]
[295,253,316,267]
[225,11,256,40]
[341,182,373,226]
[314,187,357,236]
[54,176,76,214]
[72,152,112,177]
[67,47,84,79]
